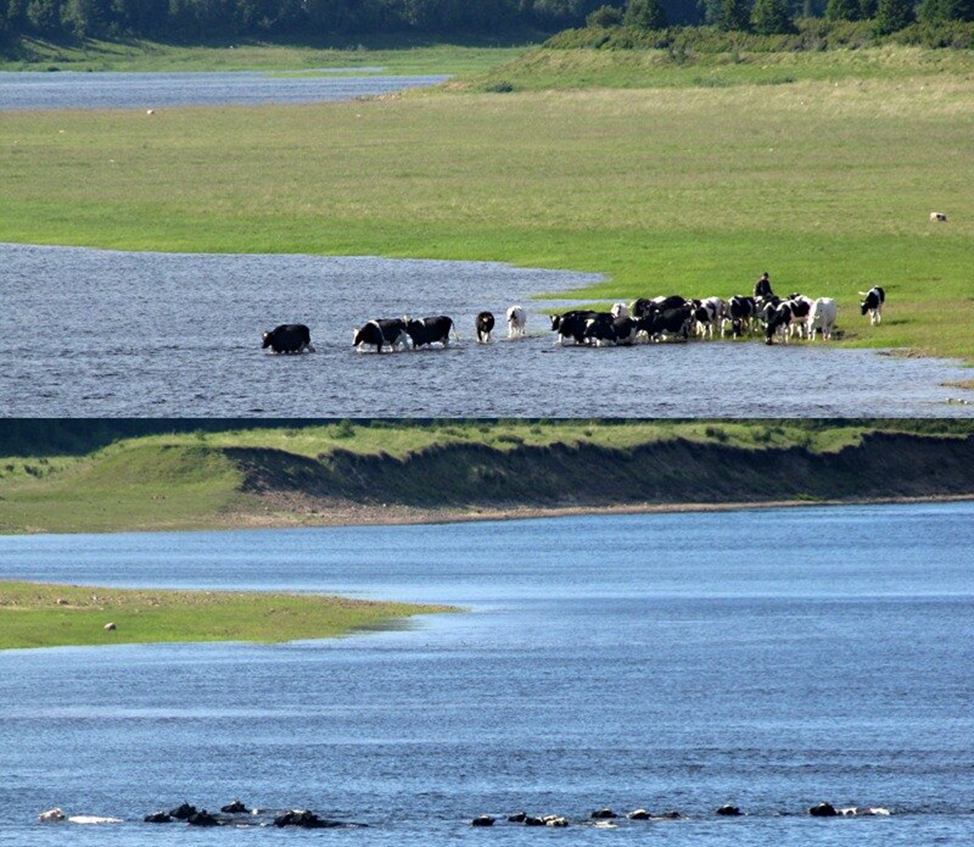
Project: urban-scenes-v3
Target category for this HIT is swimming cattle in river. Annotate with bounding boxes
[262,324,314,354]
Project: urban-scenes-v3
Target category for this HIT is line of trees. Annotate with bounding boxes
[1,0,968,44]
[0,0,607,42]
[595,0,971,34]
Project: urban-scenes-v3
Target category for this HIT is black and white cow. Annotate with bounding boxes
[638,307,692,342]
[723,295,756,337]
[475,311,495,344]
[583,315,637,346]
[262,324,314,354]
[550,310,599,345]
[784,293,814,340]
[691,297,723,339]
[859,286,885,325]
[405,315,457,348]
[353,318,409,353]
[506,305,526,338]
[764,301,794,345]
[629,298,654,318]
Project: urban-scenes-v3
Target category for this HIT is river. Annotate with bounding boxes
[1,501,972,843]
[3,243,972,417]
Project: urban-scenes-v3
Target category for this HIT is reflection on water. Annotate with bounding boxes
[1,503,973,844]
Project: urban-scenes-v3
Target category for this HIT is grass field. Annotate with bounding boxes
[1,45,972,360]
[0,580,453,650]
[2,420,972,534]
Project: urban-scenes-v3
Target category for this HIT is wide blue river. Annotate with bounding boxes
[1,502,973,844]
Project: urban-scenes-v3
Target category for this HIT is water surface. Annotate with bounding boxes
[1,502,973,844]
[0,70,449,111]
[2,243,971,417]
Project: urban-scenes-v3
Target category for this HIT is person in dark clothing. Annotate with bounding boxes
[754,272,774,300]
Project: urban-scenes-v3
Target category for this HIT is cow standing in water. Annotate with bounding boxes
[506,305,527,338]
[353,318,409,353]
[475,311,495,343]
[262,324,314,354]
[859,286,885,325]
[405,315,457,348]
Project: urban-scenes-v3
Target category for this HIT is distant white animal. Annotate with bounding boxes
[39,809,65,822]
[929,212,947,222]
[506,305,526,338]
[807,298,838,340]
[146,109,155,116]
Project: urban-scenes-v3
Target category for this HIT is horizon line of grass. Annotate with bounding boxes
[0,579,455,650]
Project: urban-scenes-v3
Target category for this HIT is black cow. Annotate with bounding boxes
[724,295,756,337]
[353,318,408,353]
[550,310,599,345]
[765,302,794,345]
[475,311,495,344]
[859,286,885,325]
[630,298,654,318]
[653,295,689,311]
[639,307,692,342]
[405,315,456,348]
[262,324,313,354]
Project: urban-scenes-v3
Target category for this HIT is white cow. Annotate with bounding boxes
[39,809,65,822]
[807,298,837,340]
[610,302,630,319]
[506,305,526,338]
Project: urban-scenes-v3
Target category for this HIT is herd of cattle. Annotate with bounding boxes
[260,280,887,354]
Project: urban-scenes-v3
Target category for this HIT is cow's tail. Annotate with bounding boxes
[451,320,460,342]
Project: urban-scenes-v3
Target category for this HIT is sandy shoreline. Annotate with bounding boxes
[219,492,974,534]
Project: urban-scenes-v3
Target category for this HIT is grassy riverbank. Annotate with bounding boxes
[1,45,973,360]
[1,420,973,535]
[0,36,534,73]
[0,580,453,650]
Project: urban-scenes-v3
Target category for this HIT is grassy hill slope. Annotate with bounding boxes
[2,420,973,534]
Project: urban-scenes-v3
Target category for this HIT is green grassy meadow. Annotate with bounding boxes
[0,45,973,359]
[0,580,453,650]
[2,420,972,534]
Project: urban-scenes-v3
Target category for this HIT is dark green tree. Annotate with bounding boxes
[918,0,974,19]
[858,0,877,16]
[874,0,912,31]
[825,0,860,18]
[25,0,62,31]
[624,0,667,27]
[586,3,624,24]
[750,0,792,30]
[718,0,751,28]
